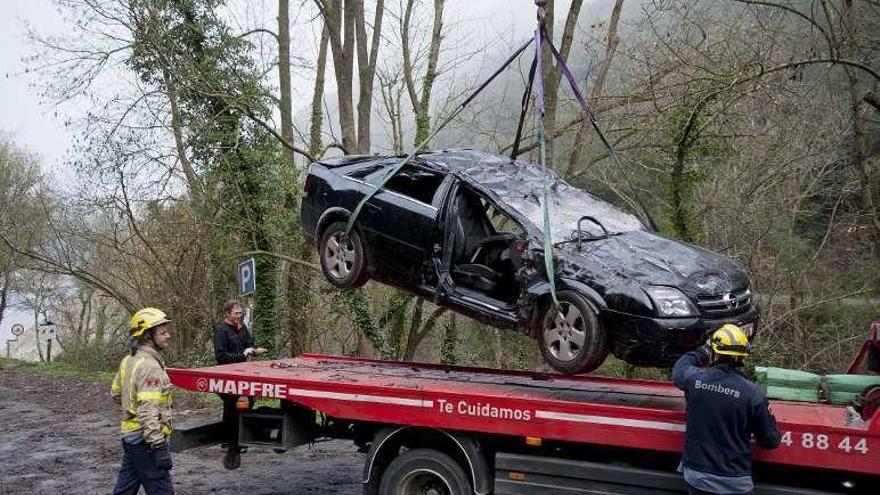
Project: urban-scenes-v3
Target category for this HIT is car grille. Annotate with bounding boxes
[696,288,752,317]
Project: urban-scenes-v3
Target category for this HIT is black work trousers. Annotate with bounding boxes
[220,394,254,450]
[113,439,174,495]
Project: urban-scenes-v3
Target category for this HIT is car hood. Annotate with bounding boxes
[559,231,749,298]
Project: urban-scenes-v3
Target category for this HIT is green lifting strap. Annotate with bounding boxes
[531,26,560,310]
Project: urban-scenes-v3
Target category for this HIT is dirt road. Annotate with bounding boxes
[0,368,364,494]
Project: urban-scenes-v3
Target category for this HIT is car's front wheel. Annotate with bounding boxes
[539,290,608,374]
[319,221,369,288]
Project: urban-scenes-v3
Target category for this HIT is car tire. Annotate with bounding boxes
[538,290,608,374]
[319,221,369,288]
[378,449,471,495]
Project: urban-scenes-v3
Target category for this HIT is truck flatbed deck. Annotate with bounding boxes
[169,354,879,479]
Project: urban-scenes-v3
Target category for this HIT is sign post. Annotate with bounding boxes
[237,258,256,337]
[7,324,24,359]
[237,258,256,296]
[39,322,56,362]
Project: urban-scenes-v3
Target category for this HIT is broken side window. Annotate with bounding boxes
[479,197,525,237]
[384,164,445,205]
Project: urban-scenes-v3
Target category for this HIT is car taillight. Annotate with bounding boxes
[302,166,313,194]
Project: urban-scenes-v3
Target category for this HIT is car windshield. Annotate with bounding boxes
[505,183,645,243]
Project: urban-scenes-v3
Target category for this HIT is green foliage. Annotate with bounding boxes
[0,357,115,383]
[128,0,269,163]
[335,288,392,359]
[54,341,118,372]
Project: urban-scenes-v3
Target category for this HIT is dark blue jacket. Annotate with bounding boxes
[673,351,781,477]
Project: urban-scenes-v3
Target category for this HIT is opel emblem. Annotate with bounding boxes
[722,292,737,310]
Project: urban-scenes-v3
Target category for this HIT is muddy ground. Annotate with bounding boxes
[0,368,365,494]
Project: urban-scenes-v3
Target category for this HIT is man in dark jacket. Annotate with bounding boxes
[213,300,266,468]
[673,324,781,495]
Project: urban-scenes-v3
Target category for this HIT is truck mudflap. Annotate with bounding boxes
[494,453,835,495]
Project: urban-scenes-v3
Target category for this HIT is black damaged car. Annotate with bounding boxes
[300,149,758,374]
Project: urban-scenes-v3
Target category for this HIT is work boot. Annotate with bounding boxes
[223,448,241,470]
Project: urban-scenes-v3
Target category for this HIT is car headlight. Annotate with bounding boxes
[645,286,699,317]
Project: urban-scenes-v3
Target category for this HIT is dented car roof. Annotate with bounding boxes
[423,150,645,242]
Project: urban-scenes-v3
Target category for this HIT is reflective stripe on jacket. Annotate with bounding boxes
[111,346,173,446]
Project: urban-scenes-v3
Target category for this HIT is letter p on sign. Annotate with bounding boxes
[238,258,256,296]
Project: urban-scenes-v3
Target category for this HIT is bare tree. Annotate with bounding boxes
[400,0,445,146]
[315,0,385,153]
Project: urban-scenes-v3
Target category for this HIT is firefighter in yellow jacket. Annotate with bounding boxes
[112,307,174,495]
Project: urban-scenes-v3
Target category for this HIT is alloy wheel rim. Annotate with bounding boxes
[324,233,356,279]
[543,302,587,363]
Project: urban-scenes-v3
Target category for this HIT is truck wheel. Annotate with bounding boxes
[539,290,608,374]
[319,221,369,288]
[378,449,471,495]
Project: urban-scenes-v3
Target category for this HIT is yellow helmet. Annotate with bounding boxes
[130,307,170,338]
[710,324,750,357]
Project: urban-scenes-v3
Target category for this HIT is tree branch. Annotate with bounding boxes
[240,250,320,272]
[241,108,316,162]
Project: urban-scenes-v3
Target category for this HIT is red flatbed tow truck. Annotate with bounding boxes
[168,354,879,494]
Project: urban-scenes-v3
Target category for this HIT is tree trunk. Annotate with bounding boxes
[401,297,424,360]
[403,306,446,361]
[321,0,357,152]
[842,0,880,262]
[402,0,445,146]
[0,272,8,329]
[310,24,330,158]
[671,115,697,243]
[163,70,204,205]
[34,308,44,362]
[354,0,385,153]
[95,300,107,345]
[440,314,457,364]
[564,0,623,178]
[278,0,296,169]
[379,75,404,153]
[491,327,503,368]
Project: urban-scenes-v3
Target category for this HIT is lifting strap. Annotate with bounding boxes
[344,38,533,237]
[510,53,537,160]
[540,31,655,230]
[530,25,560,309]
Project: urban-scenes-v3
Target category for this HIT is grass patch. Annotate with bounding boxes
[594,355,672,381]
[0,357,115,383]
[174,388,222,408]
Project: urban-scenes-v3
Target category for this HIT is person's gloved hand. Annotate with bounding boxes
[696,342,713,365]
[150,442,173,470]
[243,347,255,358]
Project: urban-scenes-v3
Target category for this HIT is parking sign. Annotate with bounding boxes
[238,258,256,295]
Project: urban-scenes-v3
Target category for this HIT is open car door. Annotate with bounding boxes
[436,183,527,328]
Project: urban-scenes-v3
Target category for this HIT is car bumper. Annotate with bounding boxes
[604,304,760,367]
